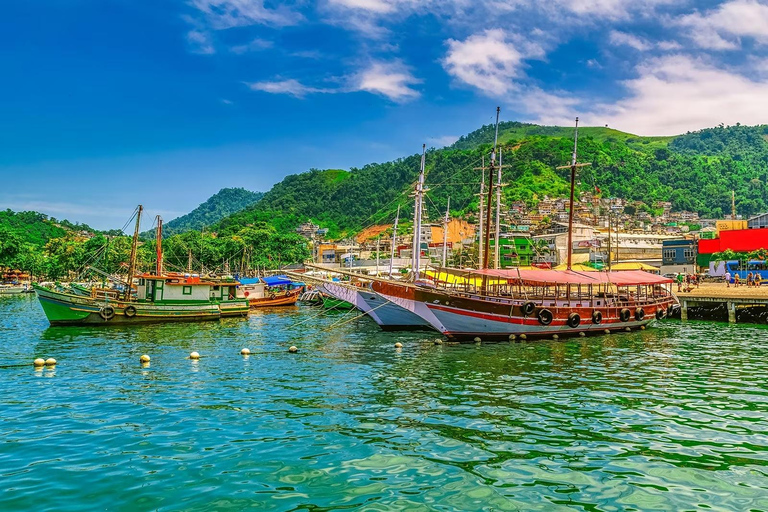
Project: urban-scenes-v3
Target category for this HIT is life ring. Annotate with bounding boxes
[635,307,645,321]
[567,312,581,328]
[99,305,115,321]
[124,305,137,317]
[655,308,666,320]
[521,301,536,316]
[538,308,553,326]
[620,308,631,322]
[592,310,603,324]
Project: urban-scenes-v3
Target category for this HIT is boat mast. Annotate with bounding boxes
[155,215,163,276]
[478,156,485,268]
[481,107,500,293]
[442,197,450,267]
[389,205,400,277]
[494,149,503,269]
[124,205,143,301]
[412,144,426,281]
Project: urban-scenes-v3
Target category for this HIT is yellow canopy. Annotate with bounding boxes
[425,268,536,286]
[610,262,660,271]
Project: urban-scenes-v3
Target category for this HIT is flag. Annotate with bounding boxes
[594,185,601,194]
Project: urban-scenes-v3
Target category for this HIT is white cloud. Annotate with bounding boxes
[352,61,420,101]
[608,30,652,51]
[442,29,544,96]
[428,135,460,147]
[230,38,273,54]
[186,30,215,54]
[677,0,768,50]
[327,0,396,13]
[246,79,333,98]
[597,55,768,135]
[553,0,676,19]
[191,0,302,29]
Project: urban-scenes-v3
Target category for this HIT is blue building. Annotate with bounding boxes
[661,239,696,275]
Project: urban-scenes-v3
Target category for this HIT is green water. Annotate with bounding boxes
[2,294,767,511]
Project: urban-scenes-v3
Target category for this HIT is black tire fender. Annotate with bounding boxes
[592,310,603,324]
[538,308,553,326]
[620,308,631,322]
[99,305,115,321]
[635,307,645,321]
[522,301,536,316]
[655,308,666,320]
[124,305,137,317]
[567,312,581,328]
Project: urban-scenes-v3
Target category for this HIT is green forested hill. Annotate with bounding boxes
[146,187,264,238]
[216,124,768,238]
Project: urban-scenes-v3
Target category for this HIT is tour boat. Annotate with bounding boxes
[370,110,678,341]
[0,284,27,295]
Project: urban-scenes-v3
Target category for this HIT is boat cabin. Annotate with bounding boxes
[136,274,228,303]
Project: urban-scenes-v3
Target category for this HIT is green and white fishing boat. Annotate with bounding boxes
[34,205,248,326]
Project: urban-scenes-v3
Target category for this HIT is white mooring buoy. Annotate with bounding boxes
[45,358,56,366]
[552,334,559,340]
[394,342,403,349]
[604,329,611,335]
[240,348,251,355]
[140,354,151,363]
[519,334,527,340]
[189,351,200,360]
[579,332,586,337]
[33,358,45,367]
[288,346,298,353]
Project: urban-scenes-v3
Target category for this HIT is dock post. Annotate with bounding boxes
[681,300,688,321]
[727,301,736,323]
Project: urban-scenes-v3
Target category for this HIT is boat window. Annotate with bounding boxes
[213,285,220,291]
[183,286,192,295]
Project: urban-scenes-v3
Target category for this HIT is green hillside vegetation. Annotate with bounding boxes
[216,123,768,239]
[145,187,264,239]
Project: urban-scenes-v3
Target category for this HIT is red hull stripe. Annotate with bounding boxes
[427,303,647,326]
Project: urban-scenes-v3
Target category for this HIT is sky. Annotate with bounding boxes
[1,0,768,230]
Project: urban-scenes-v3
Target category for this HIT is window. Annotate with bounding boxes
[684,248,695,259]
[182,286,192,295]
[663,249,675,260]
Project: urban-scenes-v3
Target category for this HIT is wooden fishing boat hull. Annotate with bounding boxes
[321,294,356,311]
[218,300,250,317]
[34,285,221,326]
[0,286,26,295]
[248,288,301,308]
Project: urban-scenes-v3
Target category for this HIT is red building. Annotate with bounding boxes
[698,228,768,265]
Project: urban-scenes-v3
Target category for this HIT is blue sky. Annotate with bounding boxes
[2,0,768,230]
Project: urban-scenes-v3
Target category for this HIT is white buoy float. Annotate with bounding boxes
[394,342,403,349]
[519,334,527,340]
[625,327,631,332]
[579,332,586,337]
[288,346,298,353]
[140,354,151,363]
[640,325,646,330]
[240,348,251,355]
[33,358,45,367]
[45,358,56,366]
[433,339,443,345]
[190,351,200,359]
[473,337,481,343]
[604,329,611,335]
[509,334,516,341]
[552,334,559,340]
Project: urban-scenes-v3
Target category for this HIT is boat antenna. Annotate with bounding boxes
[412,144,427,281]
[557,118,591,271]
[389,204,400,277]
[155,215,163,276]
[124,205,143,301]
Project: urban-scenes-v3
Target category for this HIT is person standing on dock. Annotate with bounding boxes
[725,271,731,288]
[677,273,683,292]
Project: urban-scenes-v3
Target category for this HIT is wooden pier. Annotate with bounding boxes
[676,283,768,323]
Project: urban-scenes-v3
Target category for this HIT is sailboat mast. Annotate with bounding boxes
[389,205,400,277]
[155,215,163,276]
[412,144,426,281]
[494,149,502,269]
[442,197,450,267]
[566,117,579,271]
[478,156,485,268]
[482,107,500,272]
[124,205,143,301]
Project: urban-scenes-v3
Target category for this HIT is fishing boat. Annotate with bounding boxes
[34,206,248,325]
[238,275,303,308]
[320,291,356,311]
[0,284,27,294]
[370,110,677,341]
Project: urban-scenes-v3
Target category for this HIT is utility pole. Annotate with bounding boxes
[732,190,736,220]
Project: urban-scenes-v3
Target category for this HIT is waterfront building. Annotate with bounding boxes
[661,239,697,275]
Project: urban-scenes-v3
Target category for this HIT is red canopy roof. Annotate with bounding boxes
[470,269,673,286]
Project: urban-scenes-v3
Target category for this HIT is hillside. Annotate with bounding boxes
[146,188,264,238]
[215,123,768,238]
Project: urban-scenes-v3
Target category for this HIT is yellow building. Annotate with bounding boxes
[716,220,747,233]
